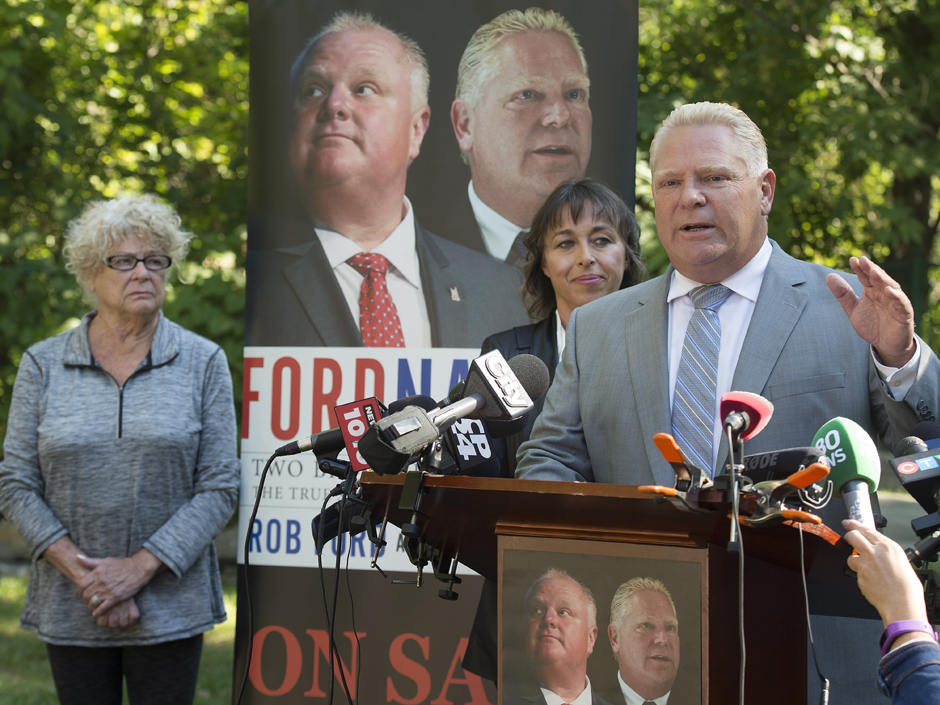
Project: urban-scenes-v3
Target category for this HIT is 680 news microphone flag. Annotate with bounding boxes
[812,417,881,528]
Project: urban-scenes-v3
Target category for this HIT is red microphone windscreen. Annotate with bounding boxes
[720,391,774,441]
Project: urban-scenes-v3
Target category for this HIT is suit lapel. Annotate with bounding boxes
[626,274,674,485]
[416,224,468,347]
[281,236,363,347]
[718,243,808,463]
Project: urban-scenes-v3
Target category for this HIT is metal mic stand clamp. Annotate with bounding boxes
[637,433,714,512]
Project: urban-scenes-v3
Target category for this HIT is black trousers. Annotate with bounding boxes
[45,634,203,705]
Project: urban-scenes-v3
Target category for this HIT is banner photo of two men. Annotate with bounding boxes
[237,1,638,701]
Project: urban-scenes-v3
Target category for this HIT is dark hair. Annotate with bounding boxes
[521,178,644,320]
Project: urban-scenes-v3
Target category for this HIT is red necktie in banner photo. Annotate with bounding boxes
[347,252,406,347]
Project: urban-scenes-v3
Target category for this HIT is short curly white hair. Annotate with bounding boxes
[63,193,193,295]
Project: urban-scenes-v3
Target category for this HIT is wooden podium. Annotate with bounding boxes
[359,473,875,704]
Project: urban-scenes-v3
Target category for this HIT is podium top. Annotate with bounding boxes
[358,474,863,610]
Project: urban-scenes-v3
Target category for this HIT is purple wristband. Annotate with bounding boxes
[879,620,938,657]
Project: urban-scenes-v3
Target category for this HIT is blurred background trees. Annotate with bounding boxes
[1,0,938,443]
[1,0,247,443]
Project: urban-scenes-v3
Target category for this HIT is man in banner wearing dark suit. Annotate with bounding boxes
[505,568,612,705]
[245,12,528,347]
[607,578,688,705]
[449,8,592,266]
[516,101,940,703]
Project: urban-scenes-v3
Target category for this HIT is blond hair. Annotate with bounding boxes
[524,567,597,629]
[291,11,429,114]
[609,577,677,631]
[64,194,192,295]
[650,102,768,181]
[455,7,587,111]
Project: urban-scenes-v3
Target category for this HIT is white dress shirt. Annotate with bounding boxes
[315,197,432,347]
[540,675,594,705]
[467,180,528,261]
[555,309,567,359]
[666,237,922,471]
[618,671,670,705]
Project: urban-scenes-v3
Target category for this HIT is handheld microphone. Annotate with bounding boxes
[895,435,930,457]
[274,427,346,457]
[890,423,940,514]
[812,417,880,527]
[359,352,549,475]
[273,398,388,458]
[720,391,774,442]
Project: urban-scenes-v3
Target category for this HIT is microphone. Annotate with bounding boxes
[274,427,346,457]
[889,424,940,515]
[812,417,880,527]
[359,352,549,475]
[740,447,833,509]
[388,394,438,414]
[913,421,940,442]
[895,435,929,457]
[720,391,774,442]
[429,351,549,427]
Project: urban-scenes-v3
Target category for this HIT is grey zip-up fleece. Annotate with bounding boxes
[0,311,239,646]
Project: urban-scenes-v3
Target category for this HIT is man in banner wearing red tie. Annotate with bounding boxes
[245,11,528,348]
[516,101,940,703]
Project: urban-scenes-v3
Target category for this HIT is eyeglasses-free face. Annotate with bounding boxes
[102,254,172,271]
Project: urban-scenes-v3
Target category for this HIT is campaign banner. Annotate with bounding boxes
[239,346,481,573]
[238,0,638,700]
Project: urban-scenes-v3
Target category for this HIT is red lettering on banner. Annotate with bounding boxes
[305,629,366,698]
[387,633,431,704]
[271,357,301,440]
[355,357,385,403]
[249,626,302,696]
[242,357,264,439]
[430,638,493,705]
[314,358,342,432]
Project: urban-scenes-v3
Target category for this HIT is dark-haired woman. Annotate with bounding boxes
[464,177,645,683]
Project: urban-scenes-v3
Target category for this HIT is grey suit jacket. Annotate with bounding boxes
[245,215,530,347]
[517,241,940,487]
[515,240,940,704]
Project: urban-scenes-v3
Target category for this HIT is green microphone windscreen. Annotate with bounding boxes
[812,417,880,493]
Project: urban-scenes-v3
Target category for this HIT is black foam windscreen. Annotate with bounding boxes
[387,395,437,414]
[912,421,940,441]
[509,354,551,400]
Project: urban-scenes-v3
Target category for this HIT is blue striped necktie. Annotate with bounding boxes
[672,284,732,476]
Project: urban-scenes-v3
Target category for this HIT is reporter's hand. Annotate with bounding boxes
[843,519,928,626]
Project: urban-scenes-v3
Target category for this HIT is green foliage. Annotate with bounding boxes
[0,569,238,703]
[0,0,248,446]
[636,0,940,346]
[2,0,940,449]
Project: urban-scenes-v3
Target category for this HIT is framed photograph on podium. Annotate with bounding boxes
[499,536,706,704]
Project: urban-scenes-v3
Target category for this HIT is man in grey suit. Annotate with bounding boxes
[245,12,528,347]
[449,8,592,264]
[516,102,940,703]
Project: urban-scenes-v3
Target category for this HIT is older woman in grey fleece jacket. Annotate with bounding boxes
[0,194,239,705]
